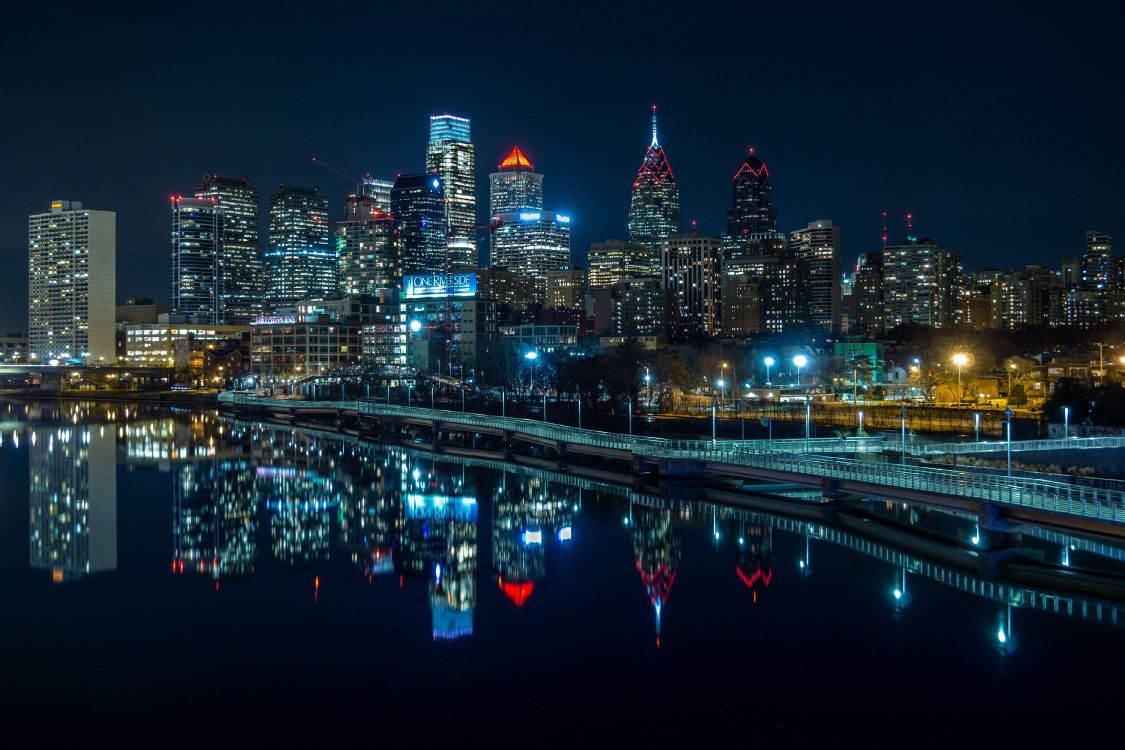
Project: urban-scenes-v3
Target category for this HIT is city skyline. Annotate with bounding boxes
[2,3,1123,332]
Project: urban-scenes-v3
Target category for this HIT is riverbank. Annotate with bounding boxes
[0,389,219,406]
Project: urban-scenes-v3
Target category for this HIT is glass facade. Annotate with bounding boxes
[727,148,778,238]
[171,197,223,324]
[627,108,680,260]
[426,114,477,270]
[661,234,722,339]
[337,191,400,296]
[391,173,447,275]
[588,240,653,290]
[489,211,571,304]
[265,185,335,307]
[196,173,261,322]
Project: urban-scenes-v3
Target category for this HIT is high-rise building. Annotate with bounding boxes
[593,277,666,338]
[724,251,809,335]
[995,265,1063,329]
[265,184,335,307]
[488,147,571,304]
[720,271,763,337]
[882,237,961,329]
[490,210,572,304]
[587,240,653,290]
[426,114,477,270]
[545,266,585,311]
[360,173,393,213]
[627,106,680,262]
[727,147,778,238]
[661,234,722,340]
[391,173,447,275]
[489,147,543,214]
[195,173,261,322]
[28,200,116,364]
[171,196,223,324]
[852,252,885,336]
[790,220,842,331]
[337,187,399,296]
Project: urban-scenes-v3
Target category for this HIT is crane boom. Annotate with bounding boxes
[311,155,360,186]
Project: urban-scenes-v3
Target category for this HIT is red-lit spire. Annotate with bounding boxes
[498,576,534,606]
[499,146,533,171]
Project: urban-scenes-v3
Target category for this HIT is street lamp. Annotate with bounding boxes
[900,405,907,464]
[1007,362,1017,398]
[764,356,775,386]
[804,396,811,451]
[952,352,970,404]
[793,354,808,389]
[1063,406,1070,438]
[1004,407,1014,478]
[974,411,980,443]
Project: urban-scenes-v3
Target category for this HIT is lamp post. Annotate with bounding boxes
[804,396,811,451]
[1063,406,1070,438]
[711,404,717,443]
[645,366,652,408]
[577,397,582,429]
[952,352,970,404]
[793,354,808,389]
[764,356,775,387]
[1007,363,1017,397]
[900,405,907,464]
[1005,407,1014,478]
[858,409,865,435]
[627,397,633,435]
[974,411,980,443]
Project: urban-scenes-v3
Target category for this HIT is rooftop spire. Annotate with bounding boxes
[651,104,659,148]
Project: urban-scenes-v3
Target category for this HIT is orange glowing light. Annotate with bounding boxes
[499,146,533,170]
[52,569,64,583]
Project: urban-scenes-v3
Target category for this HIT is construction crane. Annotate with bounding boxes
[311,155,361,190]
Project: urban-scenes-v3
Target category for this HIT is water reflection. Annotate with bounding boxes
[4,400,1125,657]
[28,424,116,582]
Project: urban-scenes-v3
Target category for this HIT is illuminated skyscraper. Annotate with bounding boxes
[28,200,116,363]
[627,106,680,263]
[337,187,399,296]
[661,233,722,339]
[790,220,842,331]
[195,174,262,322]
[882,237,962,329]
[588,240,653,290]
[489,146,543,214]
[171,196,223,324]
[727,147,778,238]
[360,173,393,213]
[391,173,447,275]
[489,147,571,304]
[265,184,335,306]
[426,114,477,270]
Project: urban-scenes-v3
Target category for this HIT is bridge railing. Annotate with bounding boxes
[220,393,1125,524]
[916,436,1125,455]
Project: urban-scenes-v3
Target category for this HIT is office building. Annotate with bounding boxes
[587,240,653,290]
[790,220,842,331]
[724,251,809,335]
[337,187,399,296]
[627,107,680,258]
[490,210,571,305]
[124,323,250,369]
[28,200,116,364]
[171,196,223,323]
[661,234,722,339]
[545,266,585,311]
[851,252,885,336]
[0,333,28,363]
[196,173,262,322]
[727,147,778,237]
[489,146,543,214]
[497,323,578,353]
[593,277,665,338]
[360,173,393,213]
[250,315,362,381]
[426,114,477,269]
[265,184,335,306]
[391,173,447,275]
[882,237,962,329]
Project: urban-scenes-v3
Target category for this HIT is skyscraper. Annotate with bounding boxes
[426,114,477,270]
[727,147,778,238]
[337,187,399,296]
[790,220,842,331]
[489,147,543,214]
[587,240,653,290]
[661,233,722,340]
[265,184,335,306]
[489,147,571,304]
[391,173,447,276]
[882,237,962,329]
[852,252,885,336]
[28,200,116,363]
[627,106,680,264]
[360,173,394,213]
[171,196,223,324]
[195,173,261,322]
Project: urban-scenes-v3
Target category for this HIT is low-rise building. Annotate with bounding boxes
[124,323,250,369]
[498,323,578,353]
[250,315,362,381]
[0,333,29,363]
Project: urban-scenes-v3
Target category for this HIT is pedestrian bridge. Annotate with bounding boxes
[219,393,1125,540]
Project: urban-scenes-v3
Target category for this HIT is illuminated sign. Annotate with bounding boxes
[250,315,297,326]
[556,214,571,223]
[404,273,477,299]
[518,211,541,221]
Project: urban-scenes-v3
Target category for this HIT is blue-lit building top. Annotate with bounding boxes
[490,209,571,304]
[428,113,471,144]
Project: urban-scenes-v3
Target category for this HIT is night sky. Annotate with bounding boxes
[2,1,1122,333]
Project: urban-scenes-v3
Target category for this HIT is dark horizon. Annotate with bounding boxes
[2,1,1123,332]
